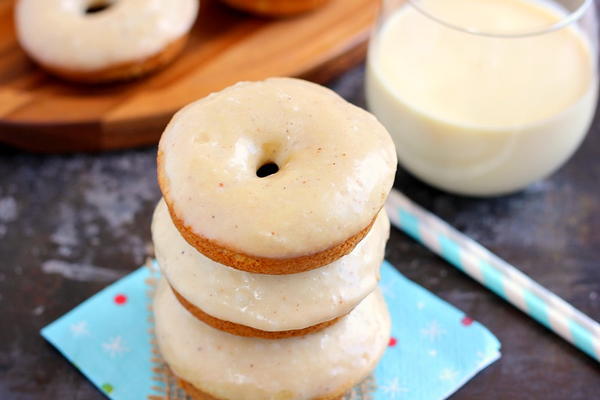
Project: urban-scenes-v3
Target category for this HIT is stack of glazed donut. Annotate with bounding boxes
[152,77,397,400]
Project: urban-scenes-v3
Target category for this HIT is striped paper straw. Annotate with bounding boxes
[386,188,600,362]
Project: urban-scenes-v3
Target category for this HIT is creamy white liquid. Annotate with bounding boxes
[367,0,597,196]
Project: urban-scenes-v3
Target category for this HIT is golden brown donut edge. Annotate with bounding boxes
[24,35,188,84]
[157,150,377,275]
[220,0,331,17]
[172,285,347,339]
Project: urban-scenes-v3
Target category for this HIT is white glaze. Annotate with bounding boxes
[158,77,397,259]
[152,199,389,331]
[154,279,390,400]
[15,0,198,71]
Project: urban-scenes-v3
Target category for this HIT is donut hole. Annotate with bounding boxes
[85,0,114,14]
[256,162,279,178]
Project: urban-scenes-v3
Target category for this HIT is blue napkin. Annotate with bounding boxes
[41,261,500,400]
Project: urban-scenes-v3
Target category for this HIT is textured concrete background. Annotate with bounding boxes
[0,65,599,399]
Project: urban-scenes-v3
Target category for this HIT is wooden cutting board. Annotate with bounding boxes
[0,0,379,153]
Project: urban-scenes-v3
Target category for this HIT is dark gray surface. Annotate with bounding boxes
[0,65,598,399]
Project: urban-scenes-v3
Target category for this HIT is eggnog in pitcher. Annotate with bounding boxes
[366,0,597,196]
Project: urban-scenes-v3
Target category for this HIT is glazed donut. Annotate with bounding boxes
[157,77,397,274]
[220,0,330,16]
[154,279,390,400]
[15,0,198,83]
[152,199,390,337]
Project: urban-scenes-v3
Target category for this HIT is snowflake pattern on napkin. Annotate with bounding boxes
[41,261,501,400]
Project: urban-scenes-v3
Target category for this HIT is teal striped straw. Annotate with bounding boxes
[386,189,600,362]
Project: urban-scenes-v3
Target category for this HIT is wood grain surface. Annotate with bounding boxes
[0,0,378,152]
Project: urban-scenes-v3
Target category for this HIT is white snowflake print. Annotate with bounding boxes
[421,321,446,341]
[416,301,426,310]
[439,368,459,382]
[102,336,129,358]
[428,349,438,357]
[69,321,89,338]
[380,377,409,398]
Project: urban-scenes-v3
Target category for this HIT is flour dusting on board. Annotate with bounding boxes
[39,153,160,270]
[0,197,18,222]
[42,260,125,282]
[0,196,18,237]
